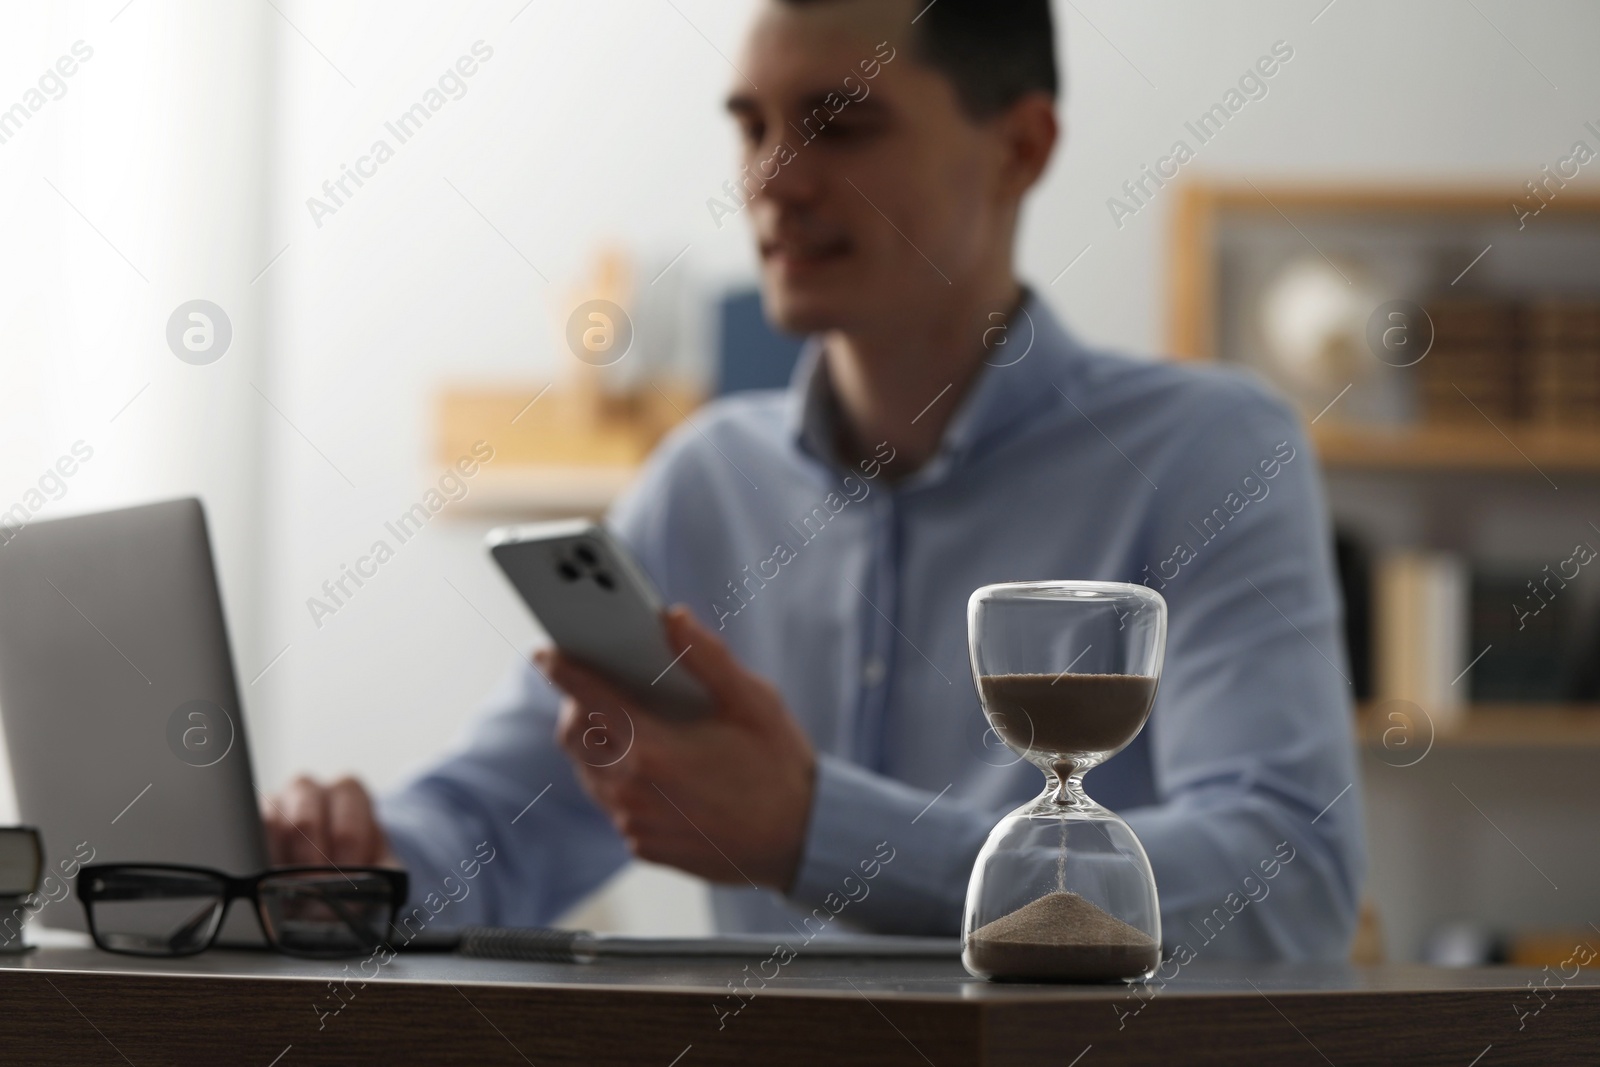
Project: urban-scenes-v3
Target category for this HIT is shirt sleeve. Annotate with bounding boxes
[1122,377,1365,961]
[376,662,630,928]
[787,754,993,935]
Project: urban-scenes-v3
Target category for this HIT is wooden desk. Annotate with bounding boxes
[2,947,1596,1065]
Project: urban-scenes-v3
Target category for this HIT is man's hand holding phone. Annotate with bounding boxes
[539,605,817,893]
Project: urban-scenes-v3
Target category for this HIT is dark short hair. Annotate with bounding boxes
[779,0,1059,118]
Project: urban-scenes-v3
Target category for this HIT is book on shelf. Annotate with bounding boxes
[1417,298,1517,424]
[1334,530,1374,702]
[1373,550,1469,730]
[1525,298,1600,427]
[1340,531,1600,712]
[1416,296,1600,428]
[1469,568,1579,704]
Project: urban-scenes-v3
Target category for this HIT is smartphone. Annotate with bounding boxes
[487,520,711,721]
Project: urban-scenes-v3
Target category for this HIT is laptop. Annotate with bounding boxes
[0,498,268,932]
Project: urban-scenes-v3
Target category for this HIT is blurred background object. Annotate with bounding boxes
[435,247,707,518]
[1256,254,1382,399]
[434,262,802,519]
[0,826,42,953]
[3,0,1599,957]
[1420,920,1502,968]
[713,289,807,395]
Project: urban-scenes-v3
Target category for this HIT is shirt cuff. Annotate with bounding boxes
[787,754,991,936]
[376,789,492,928]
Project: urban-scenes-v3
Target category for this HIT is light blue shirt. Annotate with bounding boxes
[379,293,1365,961]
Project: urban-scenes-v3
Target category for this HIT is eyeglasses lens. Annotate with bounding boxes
[257,871,395,957]
[86,868,227,956]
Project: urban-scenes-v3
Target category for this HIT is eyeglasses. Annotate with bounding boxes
[77,864,407,958]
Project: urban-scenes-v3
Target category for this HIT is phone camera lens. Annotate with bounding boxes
[574,544,599,566]
[593,571,615,591]
[557,561,581,581]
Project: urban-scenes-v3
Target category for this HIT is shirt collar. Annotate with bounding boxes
[784,289,1081,486]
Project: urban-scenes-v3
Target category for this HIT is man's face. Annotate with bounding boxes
[728,0,1010,335]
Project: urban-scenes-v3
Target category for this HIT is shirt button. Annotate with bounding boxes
[862,656,886,687]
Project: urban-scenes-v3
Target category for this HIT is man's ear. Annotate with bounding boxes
[995,91,1059,200]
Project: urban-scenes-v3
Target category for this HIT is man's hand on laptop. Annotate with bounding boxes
[262,775,400,868]
[538,605,817,893]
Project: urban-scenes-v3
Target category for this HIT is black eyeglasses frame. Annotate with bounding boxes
[76,862,408,959]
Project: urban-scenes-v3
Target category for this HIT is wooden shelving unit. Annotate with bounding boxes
[435,385,700,518]
[1169,181,1600,477]
[1357,704,1600,748]
[1311,421,1600,473]
[1167,183,1600,363]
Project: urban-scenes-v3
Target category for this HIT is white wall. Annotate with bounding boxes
[4,0,1599,944]
[0,1,271,810]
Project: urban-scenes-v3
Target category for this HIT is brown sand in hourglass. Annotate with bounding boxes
[978,672,1156,758]
[969,672,1159,980]
[967,892,1159,981]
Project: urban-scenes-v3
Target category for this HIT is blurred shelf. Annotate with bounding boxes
[435,381,702,519]
[437,383,700,464]
[1507,932,1600,968]
[1357,703,1600,748]
[443,465,639,519]
[1312,422,1600,473]
[1167,181,1600,361]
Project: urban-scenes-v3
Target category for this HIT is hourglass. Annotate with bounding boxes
[962,581,1166,982]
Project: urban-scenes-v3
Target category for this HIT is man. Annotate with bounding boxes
[267,0,1364,960]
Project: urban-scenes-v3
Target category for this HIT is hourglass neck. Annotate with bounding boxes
[1031,756,1106,814]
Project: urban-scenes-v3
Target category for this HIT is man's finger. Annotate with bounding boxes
[555,694,584,751]
[261,801,294,866]
[276,776,331,866]
[326,777,380,865]
[561,704,643,775]
[664,605,754,712]
[543,651,643,723]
